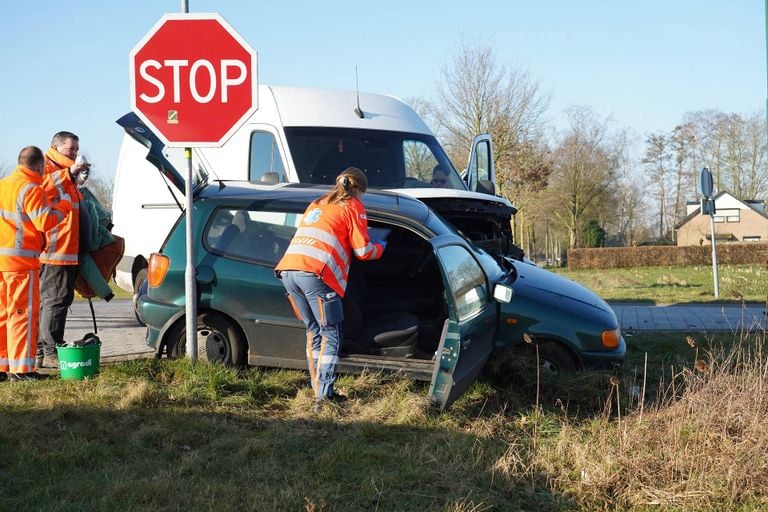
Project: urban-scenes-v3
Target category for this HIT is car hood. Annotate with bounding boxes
[396,188,517,215]
[511,259,614,316]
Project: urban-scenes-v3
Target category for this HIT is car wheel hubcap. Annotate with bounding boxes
[199,328,228,362]
[540,359,559,374]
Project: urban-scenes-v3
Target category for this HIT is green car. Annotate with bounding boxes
[126,119,625,410]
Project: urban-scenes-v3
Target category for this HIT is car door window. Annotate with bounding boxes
[249,131,286,184]
[205,207,300,266]
[437,245,488,321]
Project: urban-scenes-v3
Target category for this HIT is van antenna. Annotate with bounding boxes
[354,66,364,119]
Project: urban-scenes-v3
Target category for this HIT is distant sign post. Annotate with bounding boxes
[699,167,719,298]
[130,13,258,360]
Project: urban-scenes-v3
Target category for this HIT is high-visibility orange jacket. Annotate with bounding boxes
[275,197,384,296]
[41,148,83,265]
[0,165,72,271]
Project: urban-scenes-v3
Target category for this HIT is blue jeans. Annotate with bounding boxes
[281,270,344,400]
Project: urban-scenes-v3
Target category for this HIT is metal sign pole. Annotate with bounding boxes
[181,0,197,361]
[709,212,720,299]
[184,149,198,361]
[700,167,719,299]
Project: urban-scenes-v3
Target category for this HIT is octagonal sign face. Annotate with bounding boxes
[130,13,258,147]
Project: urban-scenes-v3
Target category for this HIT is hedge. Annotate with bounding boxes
[567,243,768,270]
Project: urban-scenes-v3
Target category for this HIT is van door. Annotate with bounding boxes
[428,235,498,409]
[463,134,496,196]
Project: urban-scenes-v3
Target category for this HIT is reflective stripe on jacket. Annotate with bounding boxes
[275,197,384,296]
[41,148,82,265]
[0,166,72,271]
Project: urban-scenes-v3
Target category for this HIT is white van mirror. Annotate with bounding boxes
[493,284,513,303]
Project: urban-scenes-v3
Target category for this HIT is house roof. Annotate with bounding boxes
[676,190,768,229]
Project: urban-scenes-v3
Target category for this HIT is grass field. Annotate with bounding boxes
[2,327,766,511]
[551,264,768,304]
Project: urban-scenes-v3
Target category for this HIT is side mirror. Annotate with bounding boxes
[477,179,496,195]
[493,283,513,303]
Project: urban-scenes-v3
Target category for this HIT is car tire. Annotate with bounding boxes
[537,340,578,374]
[133,267,148,326]
[166,312,247,367]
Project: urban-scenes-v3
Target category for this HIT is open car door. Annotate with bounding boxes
[463,134,496,196]
[428,235,498,409]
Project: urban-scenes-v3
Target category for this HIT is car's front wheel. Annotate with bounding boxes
[166,312,247,367]
[537,340,578,374]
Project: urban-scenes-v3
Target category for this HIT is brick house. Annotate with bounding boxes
[676,191,768,246]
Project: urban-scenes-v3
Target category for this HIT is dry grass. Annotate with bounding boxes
[524,328,768,510]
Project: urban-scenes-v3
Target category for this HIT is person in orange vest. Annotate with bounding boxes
[0,146,72,381]
[37,131,89,369]
[275,167,386,412]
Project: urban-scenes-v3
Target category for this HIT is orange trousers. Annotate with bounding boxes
[0,270,39,373]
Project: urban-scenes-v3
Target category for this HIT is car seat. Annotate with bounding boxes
[342,266,419,357]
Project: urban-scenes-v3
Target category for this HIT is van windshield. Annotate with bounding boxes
[283,127,466,191]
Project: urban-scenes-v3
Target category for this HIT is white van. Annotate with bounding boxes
[112,85,518,314]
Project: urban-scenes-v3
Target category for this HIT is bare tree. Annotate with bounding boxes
[670,123,696,224]
[547,106,620,248]
[684,109,768,200]
[642,132,671,239]
[431,41,550,246]
[84,176,114,213]
[742,112,768,199]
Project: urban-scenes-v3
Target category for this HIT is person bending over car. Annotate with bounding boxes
[275,167,386,412]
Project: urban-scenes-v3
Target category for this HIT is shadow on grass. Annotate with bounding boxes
[0,369,576,512]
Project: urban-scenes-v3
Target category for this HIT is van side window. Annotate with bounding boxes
[437,245,488,321]
[205,207,300,266]
[249,132,286,185]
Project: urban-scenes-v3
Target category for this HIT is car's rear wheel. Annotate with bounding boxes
[133,267,148,326]
[166,313,247,367]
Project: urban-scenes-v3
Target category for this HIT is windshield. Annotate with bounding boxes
[284,127,466,190]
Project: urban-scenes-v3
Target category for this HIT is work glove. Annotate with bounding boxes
[377,240,387,250]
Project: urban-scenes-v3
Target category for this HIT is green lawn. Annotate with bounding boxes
[551,264,768,304]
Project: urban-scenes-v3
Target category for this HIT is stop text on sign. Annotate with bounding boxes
[139,59,247,104]
[129,13,258,147]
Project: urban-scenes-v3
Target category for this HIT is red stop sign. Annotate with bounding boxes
[129,13,258,147]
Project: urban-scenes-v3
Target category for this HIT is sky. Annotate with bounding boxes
[0,0,765,180]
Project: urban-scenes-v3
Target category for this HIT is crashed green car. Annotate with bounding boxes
[124,116,625,410]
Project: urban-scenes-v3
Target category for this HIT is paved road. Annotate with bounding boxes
[64,299,154,362]
[611,302,767,333]
[63,299,767,364]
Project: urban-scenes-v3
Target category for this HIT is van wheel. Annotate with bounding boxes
[165,313,247,367]
[133,267,148,326]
